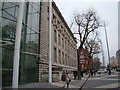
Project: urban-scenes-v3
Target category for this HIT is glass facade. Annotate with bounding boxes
[1,2,19,87]
[1,2,40,87]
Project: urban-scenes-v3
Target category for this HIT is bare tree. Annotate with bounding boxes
[73,9,101,79]
[93,57,101,70]
[84,32,101,71]
[85,32,101,56]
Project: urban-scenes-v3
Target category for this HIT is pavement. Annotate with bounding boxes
[19,74,89,89]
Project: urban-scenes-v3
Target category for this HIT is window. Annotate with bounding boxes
[62,37,64,48]
[1,2,19,87]
[57,20,60,29]
[54,30,57,43]
[65,54,67,65]
[53,14,56,25]
[58,34,61,46]
[54,47,57,63]
[80,55,84,59]
[62,52,64,64]
[1,2,40,87]
[80,60,84,63]
[58,50,61,64]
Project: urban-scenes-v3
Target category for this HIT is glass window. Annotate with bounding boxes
[58,50,61,64]
[1,2,18,87]
[54,47,57,63]
[54,30,57,43]
[62,52,64,64]
[1,2,40,87]
[58,34,61,46]
[20,2,40,85]
[80,55,84,59]
[62,37,64,48]
[80,60,84,63]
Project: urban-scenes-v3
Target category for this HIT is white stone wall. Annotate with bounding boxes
[39,2,77,82]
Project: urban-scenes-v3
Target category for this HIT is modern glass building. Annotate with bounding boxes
[1,2,41,87]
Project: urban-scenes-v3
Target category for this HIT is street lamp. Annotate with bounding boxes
[98,40,105,68]
[104,22,111,69]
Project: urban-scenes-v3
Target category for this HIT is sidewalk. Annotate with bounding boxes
[19,75,89,88]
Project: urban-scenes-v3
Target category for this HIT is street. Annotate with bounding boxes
[82,71,120,89]
[18,70,120,90]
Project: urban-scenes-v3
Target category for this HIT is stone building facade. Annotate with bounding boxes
[39,1,77,81]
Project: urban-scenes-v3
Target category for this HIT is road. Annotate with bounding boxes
[81,71,120,90]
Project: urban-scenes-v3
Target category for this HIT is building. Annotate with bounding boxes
[78,47,96,72]
[39,1,77,81]
[110,56,118,68]
[116,49,120,67]
[78,48,89,71]
[1,1,77,87]
[1,2,41,87]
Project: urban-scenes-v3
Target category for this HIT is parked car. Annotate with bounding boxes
[116,67,120,72]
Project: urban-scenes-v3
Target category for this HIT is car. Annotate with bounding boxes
[97,69,107,74]
[116,67,120,72]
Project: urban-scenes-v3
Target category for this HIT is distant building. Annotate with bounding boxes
[78,48,89,70]
[110,56,117,68]
[116,49,120,67]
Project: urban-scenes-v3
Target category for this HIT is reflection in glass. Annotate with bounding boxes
[1,2,40,87]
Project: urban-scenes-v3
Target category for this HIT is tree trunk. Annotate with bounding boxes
[77,47,82,80]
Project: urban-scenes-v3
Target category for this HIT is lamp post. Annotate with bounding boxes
[99,40,105,68]
[104,22,110,68]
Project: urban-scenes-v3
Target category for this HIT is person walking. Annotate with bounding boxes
[73,71,77,80]
[108,68,111,75]
[61,72,71,88]
[65,72,71,88]
[61,71,66,88]
[93,69,96,76]
[90,69,93,76]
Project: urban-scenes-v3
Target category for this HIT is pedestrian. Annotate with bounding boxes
[81,70,84,77]
[73,71,77,80]
[108,68,111,75]
[61,71,66,88]
[88,70,91,77]
[90,69,93,76]
[65,72,71,88]
[93,69,96,76]
[62,72,71,88]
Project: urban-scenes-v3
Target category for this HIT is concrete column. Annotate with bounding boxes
[48,0,52,83]
[12,2,24,88]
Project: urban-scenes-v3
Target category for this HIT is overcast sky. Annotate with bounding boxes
[55,0,118,66]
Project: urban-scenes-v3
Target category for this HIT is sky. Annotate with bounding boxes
[55,0,119,66]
